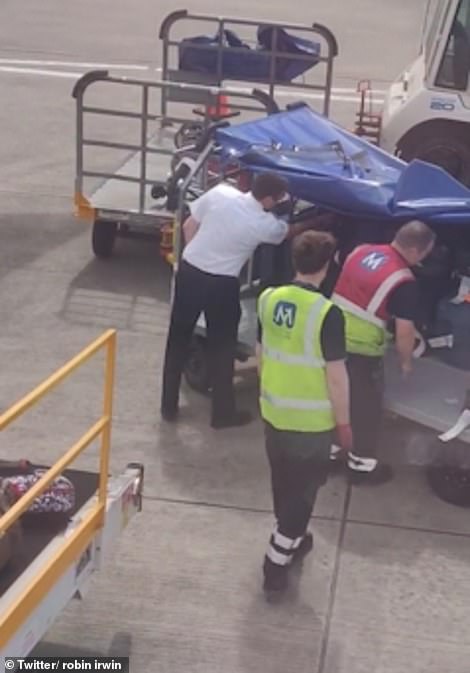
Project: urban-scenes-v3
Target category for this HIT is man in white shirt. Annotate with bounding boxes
[161,172,290,429]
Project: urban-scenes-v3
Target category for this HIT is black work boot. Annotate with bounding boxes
[262,556,288,593]
[161,406,178,423]
[291,532,314,564]
[211,410,253,429]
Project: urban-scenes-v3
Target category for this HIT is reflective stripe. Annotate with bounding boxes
[333,268,413,329]
[267,546,292,566]
[261,296,327,367]
[367,268,414,315]
[272,528,303,551]
[291,535,304,550]
[258,287,276,324]
[304,297,328,362]
[273,530,297,550]
[261,390,332,411]
[262,345,324,367]
[331,293,386,328]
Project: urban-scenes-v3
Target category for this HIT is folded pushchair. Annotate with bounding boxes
[178,25,320,83]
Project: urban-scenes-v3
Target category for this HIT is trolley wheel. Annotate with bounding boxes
[92,219,117,258]
[427,463,470,507]
[184,336,211,395]
[174,121,204,149]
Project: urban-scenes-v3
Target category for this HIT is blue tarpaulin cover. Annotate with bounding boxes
[214,104,470,224]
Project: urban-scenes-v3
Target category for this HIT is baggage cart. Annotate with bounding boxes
[72,10,338,260]
[158,8,338,119]
[72,71,276,259]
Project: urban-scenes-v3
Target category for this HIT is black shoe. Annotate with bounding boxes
[161,407,178,423]
[291,532,314,563]
[263,572,288,593]
[263,559,288,593]
[348,463,394,485]
[211,410,253,429]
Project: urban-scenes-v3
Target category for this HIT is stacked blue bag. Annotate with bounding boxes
[178,26,320,82]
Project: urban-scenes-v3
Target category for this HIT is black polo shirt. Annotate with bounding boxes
[257,282,346,362]
[387,280,420,321]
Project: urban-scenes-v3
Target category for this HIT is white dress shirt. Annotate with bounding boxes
[182,183,288,277]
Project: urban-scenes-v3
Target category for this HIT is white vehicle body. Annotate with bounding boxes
[379,0,470,183]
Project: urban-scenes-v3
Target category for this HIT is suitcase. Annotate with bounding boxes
[0,459,76,527]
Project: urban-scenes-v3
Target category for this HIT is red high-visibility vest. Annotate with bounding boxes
[332,244,414,328]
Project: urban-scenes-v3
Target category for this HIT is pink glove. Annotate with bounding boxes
[336,424,353,452]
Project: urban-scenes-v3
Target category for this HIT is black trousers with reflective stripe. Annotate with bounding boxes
[264,422,331,571]
[346,353,384,460]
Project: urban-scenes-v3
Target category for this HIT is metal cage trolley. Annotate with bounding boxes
[72,71,277,259]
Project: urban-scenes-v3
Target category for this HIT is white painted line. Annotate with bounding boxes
[0,58,149,70]
[153,64,386,95]
[0,64,386,105]
[0,57,387,93]
[0,66,80,79]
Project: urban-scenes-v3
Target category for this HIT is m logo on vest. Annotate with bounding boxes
[273,301,297,328]
[360,251,388,272]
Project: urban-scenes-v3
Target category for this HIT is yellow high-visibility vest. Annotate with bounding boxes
[258,285,335,433]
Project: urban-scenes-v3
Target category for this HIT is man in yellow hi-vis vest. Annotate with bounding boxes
[257,230,352,593]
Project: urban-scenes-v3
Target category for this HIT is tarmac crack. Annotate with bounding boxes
[140,493,470,540]
[317,483,352,673]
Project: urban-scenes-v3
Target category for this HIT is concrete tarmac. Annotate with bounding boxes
[1,1,470,671]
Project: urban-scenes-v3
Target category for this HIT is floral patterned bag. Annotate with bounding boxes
[2,470,75,516]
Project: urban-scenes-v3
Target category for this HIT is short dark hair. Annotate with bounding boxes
[251,172,288,201]
[394,220,436,252]
[291,230,336,274]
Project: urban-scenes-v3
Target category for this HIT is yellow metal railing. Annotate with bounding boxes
[0,329,116,649]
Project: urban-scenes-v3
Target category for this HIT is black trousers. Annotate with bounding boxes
[161,260,241,423]
[346,353,385,459]
[264,422,331,572]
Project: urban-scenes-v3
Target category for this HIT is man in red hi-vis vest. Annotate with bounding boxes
[331,220,436,484]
